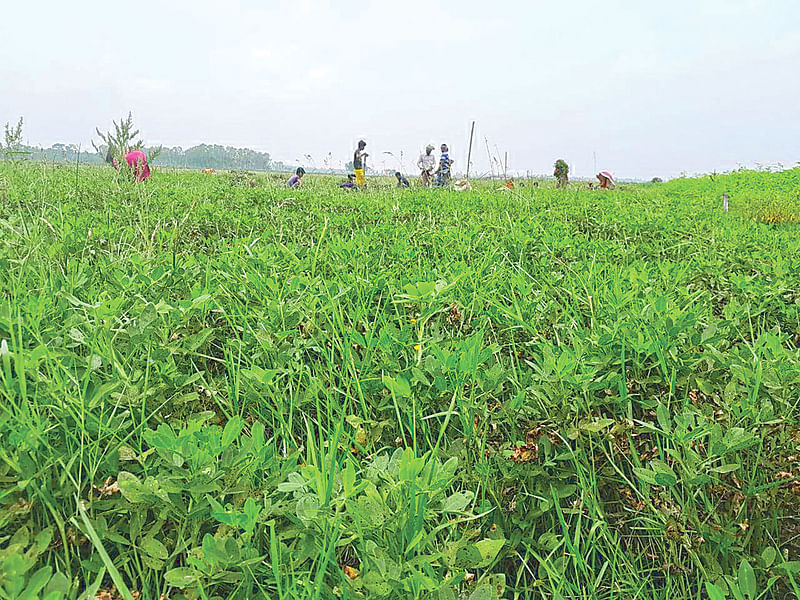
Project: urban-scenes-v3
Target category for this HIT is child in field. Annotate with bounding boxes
[287,167,305,189]
[107,148,151,182]
[353,141,368,189]
[340,174,358,189]
[395,172,410,188]
[435,144,452,186]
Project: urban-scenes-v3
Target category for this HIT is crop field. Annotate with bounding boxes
[0,163,799,600]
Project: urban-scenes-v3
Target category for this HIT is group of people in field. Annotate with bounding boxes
[286,140,453,190]
[416,143,452,187]
[105,143,615,191]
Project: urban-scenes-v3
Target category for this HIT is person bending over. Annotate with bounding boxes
[107,148,151,182]
[596,171,615,189]
[340,174,359,189]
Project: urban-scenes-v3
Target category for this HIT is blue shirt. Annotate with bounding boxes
[439,152,451,173]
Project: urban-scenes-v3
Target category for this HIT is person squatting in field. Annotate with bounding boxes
[435,144,452,186]
[340,174,359,189]
[596,171,615,189]
[353,140,368,189]
[395,172,410,188]
[287,167,305,188]
[417,145,436,186]
[106,148,151,182]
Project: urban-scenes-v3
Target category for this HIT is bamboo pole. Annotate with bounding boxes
[466,121,475,180]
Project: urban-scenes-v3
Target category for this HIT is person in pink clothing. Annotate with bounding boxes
[596,171,615,189]
[107,149,151,182]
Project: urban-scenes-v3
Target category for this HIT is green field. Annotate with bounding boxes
[0,163,799,599]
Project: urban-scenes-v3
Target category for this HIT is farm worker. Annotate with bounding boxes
[353,140,368,189]
[107,148,151,182]
[417,145,436,186]
[554,159,569,189]
[435,144,453,186]
[287,167,305,188]
[340,174,358,189]
[395,172,410,188]
[596,171,615,189]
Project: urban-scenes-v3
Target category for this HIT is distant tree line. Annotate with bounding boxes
[3,142,295,172]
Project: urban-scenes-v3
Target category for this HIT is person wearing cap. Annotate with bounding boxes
[417,145,436,186]
[353,140,368,189]
[435,144,453,186]
[596,171,615,189]
[395,172,410,188]
[287,167,305,188]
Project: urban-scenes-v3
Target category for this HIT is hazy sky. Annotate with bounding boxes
[2,0,799,179]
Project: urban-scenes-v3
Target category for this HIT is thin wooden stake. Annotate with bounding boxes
[504,152,508,179]
[466,121,475,180]
[75,144,81,193]
[484,137,494,179]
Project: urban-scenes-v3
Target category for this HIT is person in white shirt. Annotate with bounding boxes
[417,145,436,187]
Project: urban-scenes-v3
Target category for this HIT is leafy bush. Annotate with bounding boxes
[93,112,162,163]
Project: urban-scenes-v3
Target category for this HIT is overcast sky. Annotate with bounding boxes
[2,0,799,179]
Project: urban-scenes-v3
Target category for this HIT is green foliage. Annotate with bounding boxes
[3,117,24,151]
[2,117,30,162]
[667,167,800,225]
[93,112,162,163]
[93,111,140,159]
[0,164,798,599]
[0,527,69,600]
